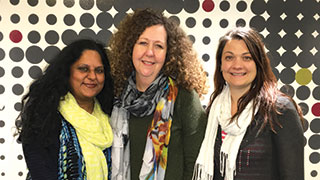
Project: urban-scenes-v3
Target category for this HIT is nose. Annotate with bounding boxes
[145,44,154,57]
[87,70,96,80]
[232,57,243,69]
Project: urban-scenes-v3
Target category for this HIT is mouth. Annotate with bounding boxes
[230,72,246,76]
[83,83,97,88]
[142,60,155,65]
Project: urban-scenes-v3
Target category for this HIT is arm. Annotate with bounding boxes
[22,138,59,180]
[179,89,207,179]
[272,97,304,180]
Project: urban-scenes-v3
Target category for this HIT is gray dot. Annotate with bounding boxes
[80,13,94,28]
[12,84,24,95]
[251,0,266,15]
[46,14,57,25]
[236,18,246,27]
[313,86,320,100]
[80,0,94,10]
[166,0,183,14]
[266,16,282,33]
[280,51,296,68]
[311,170,318,177]
[299,102,309,116]
[64,14,75,26]
[61,29,78,45]
[309,152,320,163]
[169,16,180,26]
[296,86,310,100]
[236,1,247,12]
[0,67,4,77]
[15,120,22,127]
[282,34,299,51]
[26,46,43,64]
[96,0,112,11]
[9,47,24,62]
[46,0,56,6]
[14,102,22,111]
[303,118,309,132]
[28,31,41,44]
[0,85,4,94]
[10,14,20,23]
[186,17,196,28]
[205,71,209,77]
[280,84,294,97]
[18,172,23,176]
[10,0,19,5]
[45,30,59,45]
[29,66,43,79]
[297,51,313,68]
[220,0,230,11]
[0,32,3,41]
[64,0,74,7]
[0,48,4,60]
[313,69,320,85]
[280,68,295,84]
[184,0,200,13]
[202,18,211,28]
[0,155,4,160]
[44,46,60,64]
[0,120,4,127]
[28,14,39,24]
[309,134,320,150]
[0,138,4,144]
[17,154,23,160]
[188,35,195,44]
[12,66,23,78]
[283,16,300,35]
[265,34,281,52]
[1,172,4,176]
[249,15,266,32]
[310,118,320,133]
[96,29,111,46]
[202,36,210,45]
[113,12,127,28]
[114,0,130,12]
[27,0,38,6]
[79,29,96,40]
[202,54,210,62]
[219,19,228,28]
[271,67,279,81]
[96,12,113,30]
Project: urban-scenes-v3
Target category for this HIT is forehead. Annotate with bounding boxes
[74,49,103,65]
[223,39,249,53]
[139,24,167,43]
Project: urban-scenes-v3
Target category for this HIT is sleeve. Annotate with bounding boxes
[179,88,208,179]
[22,140,59,180]
[272,97,304,180]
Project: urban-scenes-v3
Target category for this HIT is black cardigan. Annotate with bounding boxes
[213,96,304,180]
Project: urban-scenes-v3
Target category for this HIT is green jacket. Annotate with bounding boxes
[129,87,207,180]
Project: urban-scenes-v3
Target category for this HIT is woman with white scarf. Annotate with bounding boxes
[193,27,304,180]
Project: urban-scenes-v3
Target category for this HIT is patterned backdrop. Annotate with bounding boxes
[0,0,319,179]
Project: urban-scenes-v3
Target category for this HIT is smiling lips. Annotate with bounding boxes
[230,72,247,76]
[83,83,97,88]
[142,60,155,65]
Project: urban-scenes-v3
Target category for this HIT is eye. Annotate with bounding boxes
[95,67,104,74]
[243,56,253,61]
[224,56,233,61]
[137,40,147,46]
[155,44,165,49]
[77,66,88,72]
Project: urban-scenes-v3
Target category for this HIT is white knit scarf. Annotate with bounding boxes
[193,85,255,180]
[59,92,113,180]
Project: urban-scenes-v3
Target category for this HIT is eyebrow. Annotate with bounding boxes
[223,51,251,55]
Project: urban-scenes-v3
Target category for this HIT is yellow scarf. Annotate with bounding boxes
[59,92,113,180]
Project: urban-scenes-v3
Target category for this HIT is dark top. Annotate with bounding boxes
[129,87,207,180]
[213,96,304,180]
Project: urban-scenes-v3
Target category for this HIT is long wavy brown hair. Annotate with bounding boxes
[208,27,303,132]
[107,8,208,97]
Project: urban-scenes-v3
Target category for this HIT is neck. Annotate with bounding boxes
[135,75,154,92]
[76,99,94,114]
[229,87,249,116]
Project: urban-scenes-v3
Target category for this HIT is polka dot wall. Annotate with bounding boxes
[0,0,319,179]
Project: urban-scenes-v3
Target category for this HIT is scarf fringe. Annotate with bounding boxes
[192,164,214,180]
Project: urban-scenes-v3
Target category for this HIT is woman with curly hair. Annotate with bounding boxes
[193,27,304,180]
[108,8,208,180]
[16,39,114,180]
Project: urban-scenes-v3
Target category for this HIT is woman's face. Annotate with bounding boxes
[221,39,257,93]
[69,50,105,102]
[132,24,167,89]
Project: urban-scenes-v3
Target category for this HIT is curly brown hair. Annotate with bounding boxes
[108,8,208,97]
